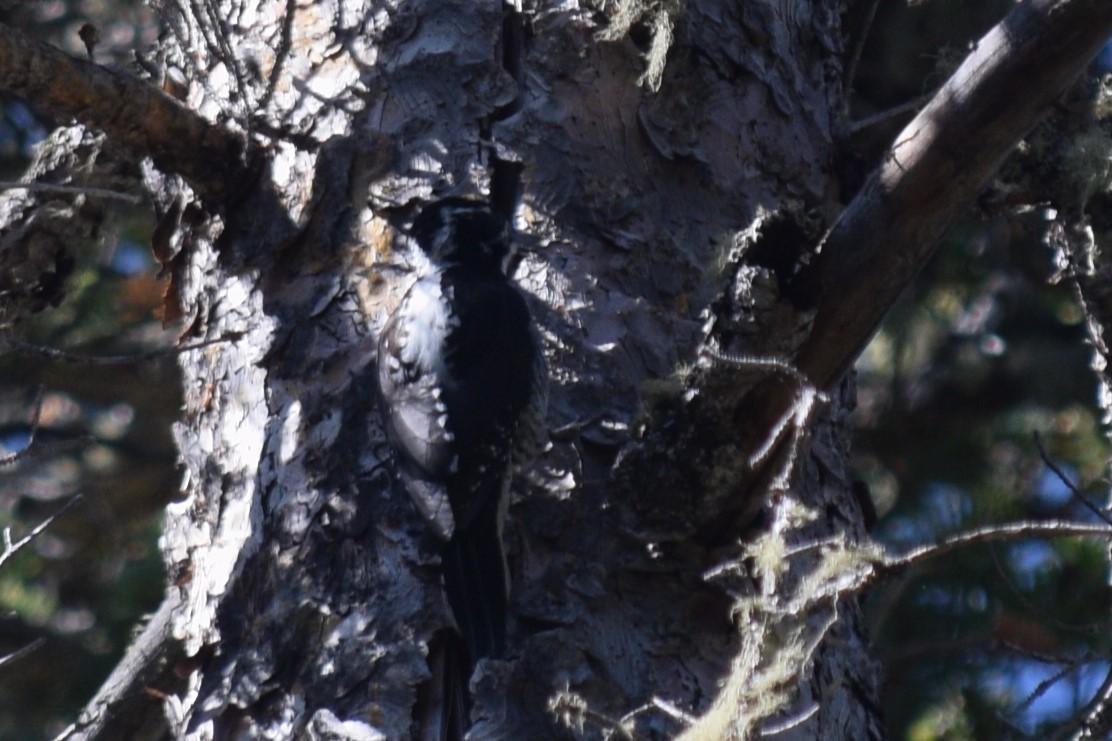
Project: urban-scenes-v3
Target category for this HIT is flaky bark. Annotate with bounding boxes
[0,0,1106,739]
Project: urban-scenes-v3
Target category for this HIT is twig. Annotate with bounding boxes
[0,385,45,466]
[702,349,829,482]
[616,697,698,734]
[1034,430,1112,526]
[1013,653,1091,716]
[873,519,1112,585]
[1068,663,1112,739]
[0,494,82,569]
[0,386,92,466]
[0,637,45,669]
[703,349,828,396]
[549,687,635,740]
[648,698,698,726]
[0,434,91,466]
[988,545,1111,636]
[259,0,296,114]
[0,332,243,365]
[50,593,183,741]
[0,180,142,204]
[843,0,880,113]
[760,703,819,736]
[0,22,248,199]
[848,94,932,134]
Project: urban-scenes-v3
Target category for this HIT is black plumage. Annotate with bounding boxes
[377,198,547,674]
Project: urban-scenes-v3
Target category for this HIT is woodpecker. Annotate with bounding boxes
[377,197,548,672]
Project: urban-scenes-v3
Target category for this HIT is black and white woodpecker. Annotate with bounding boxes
[377,197,548,670]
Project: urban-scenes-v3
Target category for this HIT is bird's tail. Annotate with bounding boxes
[415,632,468,741]
[441,503,507,670]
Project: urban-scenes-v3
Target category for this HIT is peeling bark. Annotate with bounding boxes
[0,1,1104,739]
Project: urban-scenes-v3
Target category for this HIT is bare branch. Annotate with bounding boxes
[799,0,1112,390]
[610,697,696,738]
[549,685,635,740]
[1073,665,1112,738]
[988,546,1112,636]
[1012,654,1092,716]
[0,637,45,669]
[0,332,244,365]
[0,386,91,466]
[1033,430,1112,526]
[848,94,932,134]
[702,349,829,491]
[0,385,46,466]
[0,435,89,466]
[703,349,827,395]
[842,0,880,113]
[647,698,697,727]
[733,0,1112,503]
[0,22,250,199]
[0,180,142,204]
[760,703,819,737]
[53,594,184,741]
[0,494,82,569]
[873,520,1112,585]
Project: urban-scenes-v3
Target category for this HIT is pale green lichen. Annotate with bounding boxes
[597,0,685,92]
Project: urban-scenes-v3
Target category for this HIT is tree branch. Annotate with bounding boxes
[0,332,244,365]
[0,22,249,200]
[0,180,142,204]
[734,0,1112,505]
[1033,430,1112,525]
[801,0,1112,389]
[53,594,184,741]
[0,494,82,569]
[0,637,45,669]
[869,519,1112,586]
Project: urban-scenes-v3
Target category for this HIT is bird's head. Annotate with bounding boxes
[409,197,512,274]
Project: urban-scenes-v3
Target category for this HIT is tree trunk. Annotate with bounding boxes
[131,2,879,737]
[0,0,1106,739]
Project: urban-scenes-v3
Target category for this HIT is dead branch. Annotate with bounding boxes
[800,0,1112,390]
[53,594,185,741]
[0,180,142,204]
[1034,430,1112,526]
[0,494,82,569]
[738,0,1112,502]
[0,332,244,365]
[872,519,1112,585]
[1072,666,1112,738]
[0,22,249,200]
[0,387,91,466]
[0,637,45,669]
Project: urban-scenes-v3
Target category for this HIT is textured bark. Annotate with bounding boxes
[0,1,1100,740]
[137,2,876,736]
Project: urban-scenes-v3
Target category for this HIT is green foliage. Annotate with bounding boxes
[846,6,1112,731]
[856,213,1110,736]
